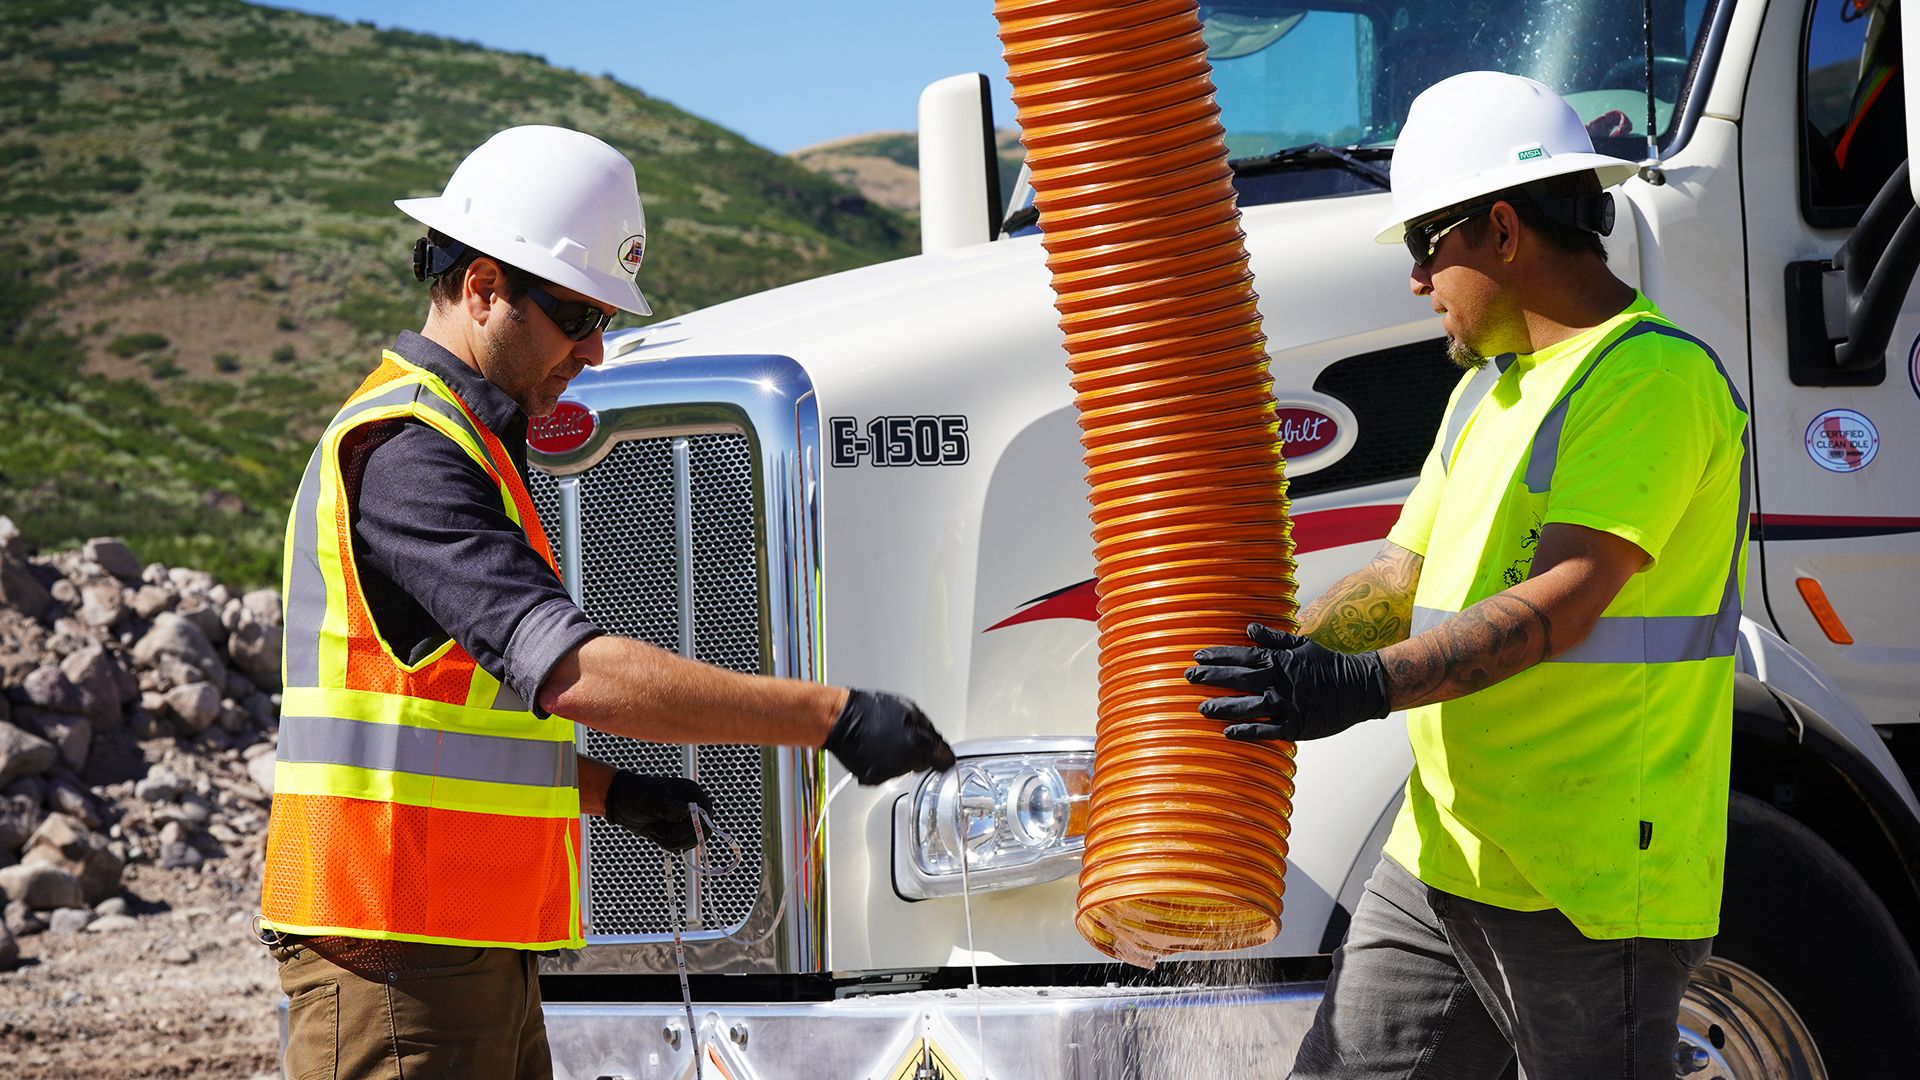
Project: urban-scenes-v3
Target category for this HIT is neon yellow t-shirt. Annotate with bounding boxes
[1381,294,1750,939]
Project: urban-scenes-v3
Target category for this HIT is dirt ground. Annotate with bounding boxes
[0,845,281,1079]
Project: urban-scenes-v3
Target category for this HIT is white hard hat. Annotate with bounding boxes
[397,125,652,316]
[1375,71,1639,244]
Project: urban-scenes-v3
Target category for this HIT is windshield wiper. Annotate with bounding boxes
[1002,142,1389,234]
[1229,142,1392,188]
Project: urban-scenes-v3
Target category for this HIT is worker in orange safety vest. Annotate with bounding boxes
[257,125,955,1080]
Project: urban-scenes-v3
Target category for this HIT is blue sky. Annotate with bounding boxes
[262,2,1019,153]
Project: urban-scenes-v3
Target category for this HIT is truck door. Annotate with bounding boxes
[1741,0,1920,725]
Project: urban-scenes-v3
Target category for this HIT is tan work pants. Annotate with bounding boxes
[268,934,553,1080]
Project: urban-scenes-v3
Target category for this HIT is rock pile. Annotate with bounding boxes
[0,520,280,970]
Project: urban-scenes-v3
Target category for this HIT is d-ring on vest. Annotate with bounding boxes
[260,352,583,950]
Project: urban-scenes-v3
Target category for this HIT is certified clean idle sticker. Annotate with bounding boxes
[1804,408,1880,473]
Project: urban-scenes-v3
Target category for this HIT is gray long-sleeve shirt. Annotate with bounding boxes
[339,331,599,715]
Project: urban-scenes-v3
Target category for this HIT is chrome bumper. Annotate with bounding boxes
[544,981,1323,1079]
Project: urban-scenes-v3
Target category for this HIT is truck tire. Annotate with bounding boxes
[1687,792,1920,1077]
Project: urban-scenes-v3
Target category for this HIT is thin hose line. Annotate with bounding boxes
[957,773,989,1079]
[662,771,853,1076]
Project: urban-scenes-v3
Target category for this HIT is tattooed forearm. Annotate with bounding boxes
[1378,592,1554,710]
[1298,543,1424,653]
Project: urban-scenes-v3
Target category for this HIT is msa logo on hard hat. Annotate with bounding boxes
[1514,144,1546,163]
[618,234,645,275]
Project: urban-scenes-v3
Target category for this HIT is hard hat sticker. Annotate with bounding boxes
[618,234,645,274]
[1804,408,1879,473]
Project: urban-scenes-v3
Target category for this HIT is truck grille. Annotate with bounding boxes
[528,433,768,936]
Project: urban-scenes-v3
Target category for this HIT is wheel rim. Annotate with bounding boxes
[1674,957,1826,1079]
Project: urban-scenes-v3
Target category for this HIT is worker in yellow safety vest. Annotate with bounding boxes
[257,125,955,1080]
[1187,72,1749,1078]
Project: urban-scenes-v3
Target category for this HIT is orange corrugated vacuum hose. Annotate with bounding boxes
[994,0,1300,967]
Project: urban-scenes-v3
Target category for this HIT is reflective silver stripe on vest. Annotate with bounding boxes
[1412,318,1753,665]
[278,714,577,788]
[283,443,329,689]
[1439,353,1513,475]
[492,679,530,712]
[1637,322,1751,662]
[1526,322,1665,493]
[282,377,495,689]
[1413,605,1728,664]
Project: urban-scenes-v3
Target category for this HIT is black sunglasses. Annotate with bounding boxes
[1404,204,1497,267]
[522,282,616,341]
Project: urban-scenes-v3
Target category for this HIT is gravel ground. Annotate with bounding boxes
[0,530,288,1078]
[0,841,281,1079]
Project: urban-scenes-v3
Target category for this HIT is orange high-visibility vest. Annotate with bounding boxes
[260,352,583,949]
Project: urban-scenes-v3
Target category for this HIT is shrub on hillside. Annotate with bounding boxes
[106,332,169,358]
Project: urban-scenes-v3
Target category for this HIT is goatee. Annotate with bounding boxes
[1446,336,1487,370]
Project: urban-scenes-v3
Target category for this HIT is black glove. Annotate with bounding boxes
[1186,623,1392,743]
[824,689,957,784]
[605,770,714,853]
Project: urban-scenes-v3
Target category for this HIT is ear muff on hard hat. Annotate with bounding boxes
[396,125,653,316]
[1376,71,1639,245]
[411,234,470,283]
[1548,189,1616,236]
[1510,180,1617,238]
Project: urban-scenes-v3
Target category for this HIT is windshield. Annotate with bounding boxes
[1208,0,1718,158]
[1003,0,1724,227]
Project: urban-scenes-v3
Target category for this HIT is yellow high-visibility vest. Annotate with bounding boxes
[1383,294,1750,939]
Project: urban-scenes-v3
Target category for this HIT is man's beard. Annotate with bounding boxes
[479,303,544,415]
[1446,336,1487,370]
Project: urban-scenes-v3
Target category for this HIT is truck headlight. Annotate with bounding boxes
[892,742,1092,899]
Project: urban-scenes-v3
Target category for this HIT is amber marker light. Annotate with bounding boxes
[1795,577,1854,644]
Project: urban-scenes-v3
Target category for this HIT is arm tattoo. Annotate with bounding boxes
[1298,544,1423,653]
[1379,592,1555,710]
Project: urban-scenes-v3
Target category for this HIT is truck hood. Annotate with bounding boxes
[599,190,1439,377]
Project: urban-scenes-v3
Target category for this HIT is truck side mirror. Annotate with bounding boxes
[1785,161,1918,385]
[918,73,1003,254]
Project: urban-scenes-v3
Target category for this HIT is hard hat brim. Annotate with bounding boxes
[396,196,653,317]
[1372,155,1639,245]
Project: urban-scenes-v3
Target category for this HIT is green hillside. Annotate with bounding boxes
[0,0,914,586]
[793,129,1027,217]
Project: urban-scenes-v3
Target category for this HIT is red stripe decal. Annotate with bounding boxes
[986,504,1403,631]
[985,581,1098,631]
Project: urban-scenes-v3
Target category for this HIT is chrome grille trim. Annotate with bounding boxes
[556,478,582,603]
[670,437,703,927]
[528,352,827,976]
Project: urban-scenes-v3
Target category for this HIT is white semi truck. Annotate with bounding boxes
[522,0,1920,1075]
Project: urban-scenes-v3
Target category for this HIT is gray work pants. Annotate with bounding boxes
[1292,856,1711,1080]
